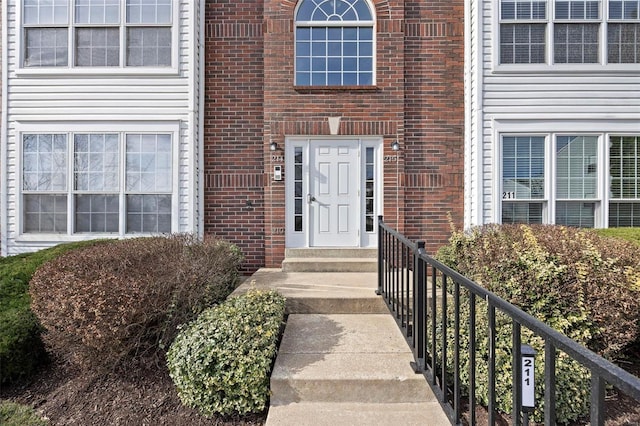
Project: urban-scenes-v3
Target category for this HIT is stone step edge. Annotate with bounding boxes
[265,401,450,426]
[285,248,377,259]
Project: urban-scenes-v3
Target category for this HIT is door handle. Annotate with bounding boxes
[307,194,316,204]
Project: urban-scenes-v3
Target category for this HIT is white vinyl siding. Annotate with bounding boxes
[465,0,640,228]
[1,0,201,255]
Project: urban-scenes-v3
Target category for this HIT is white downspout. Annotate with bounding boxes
[1,0,9,255]
[473,0,485,227]
[197,0,205,238]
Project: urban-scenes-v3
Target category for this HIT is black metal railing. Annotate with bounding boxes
[377,216,640,426]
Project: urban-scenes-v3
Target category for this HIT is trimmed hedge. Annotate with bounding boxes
[0,240,111,384]
[436,224,640,423]
[30,235,243,371]
[167,290,286,417]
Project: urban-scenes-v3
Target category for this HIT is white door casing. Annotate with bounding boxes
[285,137,382,248]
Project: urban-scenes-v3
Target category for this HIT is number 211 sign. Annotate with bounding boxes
[521,345,537,411]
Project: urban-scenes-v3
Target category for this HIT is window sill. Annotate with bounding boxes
[14,67,181,78]
[294,85,380,93]
[492,63,640,74]
[15,232,167,243]
[16,233,119,243]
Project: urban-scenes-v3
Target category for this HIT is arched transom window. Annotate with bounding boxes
[295,0,375,86]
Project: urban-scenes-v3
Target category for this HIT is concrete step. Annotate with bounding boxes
[233,270,387,314]
[282,248,377,272]
[270,314,435,405]
[285,248,377,259]
[281,257,377,273]
[265,402,451,426]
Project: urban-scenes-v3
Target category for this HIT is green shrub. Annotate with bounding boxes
[29,235,243,371]
[0,240,111,384]
[435,224,640,423]
[167,290,286,417]
[0,400,48,426]
[435,293,591,424]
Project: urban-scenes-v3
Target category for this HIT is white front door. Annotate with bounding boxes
[285,137,382,248]
[309,140,359,246]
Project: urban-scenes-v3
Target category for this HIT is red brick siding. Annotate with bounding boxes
[203,1,266,272]
[203,0,464,271]
[403,1,465,254]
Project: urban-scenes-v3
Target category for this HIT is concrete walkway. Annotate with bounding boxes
[233,269,451,426]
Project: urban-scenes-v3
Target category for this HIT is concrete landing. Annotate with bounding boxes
[232,269,387,314]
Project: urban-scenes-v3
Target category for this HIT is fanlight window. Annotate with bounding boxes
[295,0,375,86]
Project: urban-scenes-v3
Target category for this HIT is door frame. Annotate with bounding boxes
[284,136,383,248]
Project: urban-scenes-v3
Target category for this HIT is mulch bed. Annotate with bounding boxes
[1,359,266,426]
[3,349,639,425]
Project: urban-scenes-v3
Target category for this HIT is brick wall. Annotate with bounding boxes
[403,0,465,254]
[203,1,266,271]
[203,0,464,271]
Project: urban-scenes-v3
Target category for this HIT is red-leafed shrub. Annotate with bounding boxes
[29,235,243,371]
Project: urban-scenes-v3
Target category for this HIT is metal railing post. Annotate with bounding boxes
[414,241,426,369]
[591,375,606,426]
[376,215,383,296]
[544,342,557,425]
[513,322,522,426]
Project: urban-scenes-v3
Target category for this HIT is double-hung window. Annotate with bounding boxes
[295,0,375,86]
[609,136,640,226]
[554,1,601,63]
[555,135,598,226]
[22,131,173,235]
[608,0,640,63]
[500,0,548,63]
[501,133,640,228]
[23,0,172,68]
[499,0,640,64]
[501,136,546,223]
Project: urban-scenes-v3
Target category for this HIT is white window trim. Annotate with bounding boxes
[552,133,602,226]
[492,119,640,227]
[495,132,551,225]
[16,0,180,76]
[492,0,640,73]
[15,121,180,242]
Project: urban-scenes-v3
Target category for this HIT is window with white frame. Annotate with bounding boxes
[500,0,548,64]
[22,132,173,234]
[295,0,375,86]
[608,0,640,63]
[555,135,598,226]
[501,136,546,223]
[501,133,640,228]
[499,0,640,64]
[23,0,172,68]
[554,1,600,63]
[609,136,640,226]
